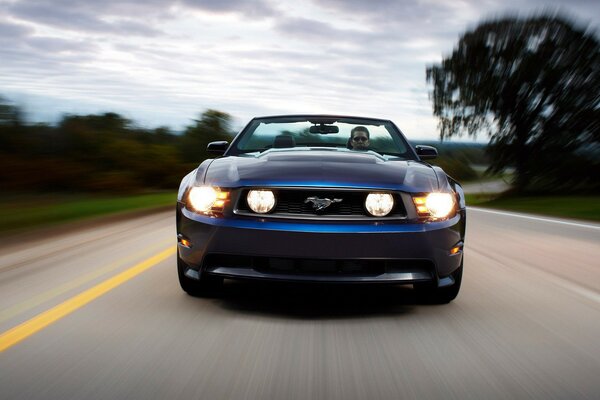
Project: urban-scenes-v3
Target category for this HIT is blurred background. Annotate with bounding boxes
[1,4,599,399]
[0,1,598,234]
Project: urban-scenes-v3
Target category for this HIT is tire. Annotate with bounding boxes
[177,254,223,297]
[414,265,462,304]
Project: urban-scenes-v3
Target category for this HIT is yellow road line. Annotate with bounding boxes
[0,246,176,353]
[0,239,174,324]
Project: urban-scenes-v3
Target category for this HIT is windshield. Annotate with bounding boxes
[228,116,415,159]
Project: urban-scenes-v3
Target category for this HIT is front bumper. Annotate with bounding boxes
[177,205,465,287]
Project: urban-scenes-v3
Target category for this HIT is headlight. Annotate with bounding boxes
[187,186,229,214]
[247,190,276,213]
[413,192,455,219]
[365,193,394,217]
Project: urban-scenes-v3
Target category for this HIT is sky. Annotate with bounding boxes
[0,0,598,140]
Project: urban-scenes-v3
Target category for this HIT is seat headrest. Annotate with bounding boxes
[273,135,296,148]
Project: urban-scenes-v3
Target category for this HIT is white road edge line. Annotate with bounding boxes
[469,247,600,306]
[467,207,600,230]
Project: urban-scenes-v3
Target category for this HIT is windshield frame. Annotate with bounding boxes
[225,115,419,160]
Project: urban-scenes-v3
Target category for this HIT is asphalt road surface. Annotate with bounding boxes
[0,209,599,399]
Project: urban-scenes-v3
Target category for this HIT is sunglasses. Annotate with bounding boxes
[352,136,368,143]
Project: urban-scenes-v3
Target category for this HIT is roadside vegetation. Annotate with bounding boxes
[0,192,175,235]
[0,104,233,193]
[465,194,600,222]
[425,13,599,222]
[0,104,233,233]
[409,140,488,182]
[427,13,599,194]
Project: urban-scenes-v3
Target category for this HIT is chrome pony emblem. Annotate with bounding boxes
[304,196,343,211]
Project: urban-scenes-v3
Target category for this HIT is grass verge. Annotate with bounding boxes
[465,193,600,222]
[0,192,176,234]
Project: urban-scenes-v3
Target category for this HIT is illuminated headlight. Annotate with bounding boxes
[413,192,455,219]
[187,186,229,213]
[247,190,276,214]
[365,193,394,217]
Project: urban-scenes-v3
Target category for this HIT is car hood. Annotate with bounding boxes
[202,149,440,192]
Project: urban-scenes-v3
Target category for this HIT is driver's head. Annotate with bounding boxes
[350,126,370,150]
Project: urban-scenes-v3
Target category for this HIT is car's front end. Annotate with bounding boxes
[176,115,466,303]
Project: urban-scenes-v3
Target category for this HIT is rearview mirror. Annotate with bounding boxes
[309,124,339,134]
[207,141,229,155]
[415,145,438,160]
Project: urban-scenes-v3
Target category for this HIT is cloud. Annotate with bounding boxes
[310,0,436,19]
[25,36,94,53]
[0,20,33,38]
[273,16,370,45]
[3,0,280,38]
[181,0,279,18]
[7,1,165,36]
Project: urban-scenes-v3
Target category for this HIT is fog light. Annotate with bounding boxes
[247,190,276,214]
[365,192,394,217]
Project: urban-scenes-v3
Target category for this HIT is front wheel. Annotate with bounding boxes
[177,254,223,297]
[414,265,462,304]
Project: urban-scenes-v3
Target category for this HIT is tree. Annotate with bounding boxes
[427,14,600,192]
[0,95,23,127]
[179,109,234,164]
[0,96,22,152]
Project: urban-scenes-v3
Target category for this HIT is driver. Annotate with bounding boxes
[350,126,370,150]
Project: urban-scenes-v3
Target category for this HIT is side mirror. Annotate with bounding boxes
[415,145,438,160]
[207,141,229,155]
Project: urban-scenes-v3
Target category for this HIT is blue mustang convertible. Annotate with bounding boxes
[176,115,466,303]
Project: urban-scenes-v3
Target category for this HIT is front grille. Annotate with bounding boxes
[203,254,433,277]
[236,188,406,219]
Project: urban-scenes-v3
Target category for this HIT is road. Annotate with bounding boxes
[0,209,599,399]
[461,179,511,194]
